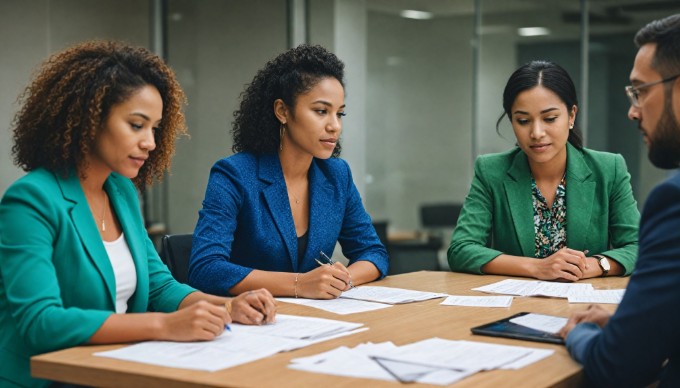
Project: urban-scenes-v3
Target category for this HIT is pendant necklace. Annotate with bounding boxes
[100,191,108,232]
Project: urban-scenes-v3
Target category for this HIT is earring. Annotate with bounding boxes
[569,123,574,129]
[279,123,286,151]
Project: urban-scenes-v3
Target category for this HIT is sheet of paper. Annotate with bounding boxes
[232,314,363,340]
[509,313,568,334]
[340,285,447,304]
[568,289,625,304]
[473,279,594,298]
[278,297,393,314]
[441,295,513,308]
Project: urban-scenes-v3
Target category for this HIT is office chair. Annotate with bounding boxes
[419,203,463,230]
[159,234,193,284]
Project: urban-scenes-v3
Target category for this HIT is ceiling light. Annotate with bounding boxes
[400,10,433,20]
[517,27,551,37]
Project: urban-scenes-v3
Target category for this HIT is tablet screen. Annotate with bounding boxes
[470,312,565,344]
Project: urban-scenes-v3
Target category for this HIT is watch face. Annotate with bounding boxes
[600,258,611,271]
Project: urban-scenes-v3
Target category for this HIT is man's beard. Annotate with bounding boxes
[647,96,680,169]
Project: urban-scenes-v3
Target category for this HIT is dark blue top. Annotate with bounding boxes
[566,172,680,387]
[188,152,389,295]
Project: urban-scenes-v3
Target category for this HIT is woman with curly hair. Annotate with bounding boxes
[189,44,388,299]
[0,40,275,388]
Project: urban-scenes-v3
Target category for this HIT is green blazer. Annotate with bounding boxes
[448,144,640,275]
[0,168,195,388]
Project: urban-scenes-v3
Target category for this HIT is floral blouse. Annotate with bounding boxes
[532,176,567,258]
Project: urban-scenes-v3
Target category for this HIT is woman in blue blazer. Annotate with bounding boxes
[190,45,388,299]
[448,61,639,281]
[0,41,275,388]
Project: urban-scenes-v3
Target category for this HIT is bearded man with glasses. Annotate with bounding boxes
[559,14,680,387]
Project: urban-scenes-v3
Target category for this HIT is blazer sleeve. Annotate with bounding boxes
[0,179,111,354]
[565,178,680,386]
[447,157,504,273]
[336,160,389,278]
[599,154,639,274]
[189,160,253,295]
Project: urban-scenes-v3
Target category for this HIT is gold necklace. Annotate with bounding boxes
[289,190,301,205]
[100,191,108,232]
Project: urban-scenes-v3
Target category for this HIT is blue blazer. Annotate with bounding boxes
[189,153,388,295]
[0,168,195,388]
[566,172,680,387]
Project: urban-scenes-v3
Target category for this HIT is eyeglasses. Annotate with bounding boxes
[625,73,680,107]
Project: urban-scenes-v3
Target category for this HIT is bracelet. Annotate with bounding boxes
[224,300,233,314]
[294,273,300,298]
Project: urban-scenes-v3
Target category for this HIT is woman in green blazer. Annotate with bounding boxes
[0,41,276,388]
[448,61,639,281]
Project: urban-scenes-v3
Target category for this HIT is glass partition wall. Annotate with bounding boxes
[1,0,679,248]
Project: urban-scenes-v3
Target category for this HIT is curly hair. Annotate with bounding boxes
[11,40,187,188]
[231,44,345,156]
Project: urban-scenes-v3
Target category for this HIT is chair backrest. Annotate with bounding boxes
[159,234,193,284]
[420,203,463,228]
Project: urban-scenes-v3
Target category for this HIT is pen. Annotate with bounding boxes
[319,251,335,265]
[224,301,233,332]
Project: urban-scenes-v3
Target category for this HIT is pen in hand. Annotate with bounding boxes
[224,302,233,332]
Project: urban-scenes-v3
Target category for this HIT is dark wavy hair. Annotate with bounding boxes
[231,44,345,156]
[11,40,187,188]
[496,60,583,149]
[634,14,680,77]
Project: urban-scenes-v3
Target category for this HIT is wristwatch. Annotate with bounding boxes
[594,255,610,277]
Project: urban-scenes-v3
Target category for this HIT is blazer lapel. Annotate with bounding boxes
[259,154,299,270]
[307,160,337,261]
[504,151,536,257]
[105,174,147,311]
[565,144,594,250]
[57,171,116,308]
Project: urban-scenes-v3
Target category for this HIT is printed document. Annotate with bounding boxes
[340,285,447,304]
[509,313,568,334]
[441,295,513,308]
[278,297,393,314]
[473,279,594,298]
[568,289,625,304]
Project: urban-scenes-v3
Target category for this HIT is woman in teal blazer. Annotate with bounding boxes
[0,41,275,388]
[448,61,639,281]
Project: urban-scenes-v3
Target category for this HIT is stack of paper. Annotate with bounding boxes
[473,279,594,298]
[95,314,366,372]
[289,338,554,385]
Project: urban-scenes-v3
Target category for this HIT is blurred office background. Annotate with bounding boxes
[2,0,679,272]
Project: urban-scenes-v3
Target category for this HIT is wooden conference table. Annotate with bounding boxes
[32,271,628,387]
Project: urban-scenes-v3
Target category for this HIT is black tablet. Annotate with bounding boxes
[470,312,565,344]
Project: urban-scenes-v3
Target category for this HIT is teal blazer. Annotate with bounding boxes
[0,168,195,387]
[448,144,640,275]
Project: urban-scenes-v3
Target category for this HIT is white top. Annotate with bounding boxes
[103,233,138,313]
